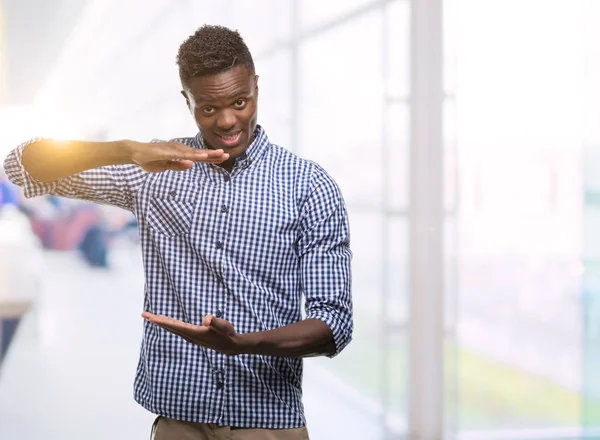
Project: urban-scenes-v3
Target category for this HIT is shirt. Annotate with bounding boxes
[3,125,353,429]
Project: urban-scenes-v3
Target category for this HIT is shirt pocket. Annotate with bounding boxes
[147,179,203,237]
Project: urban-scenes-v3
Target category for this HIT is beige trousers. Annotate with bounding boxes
[152,416,310,440]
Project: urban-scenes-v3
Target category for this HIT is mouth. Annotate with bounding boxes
[216,131,243,147]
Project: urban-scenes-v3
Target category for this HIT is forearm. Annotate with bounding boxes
[238,318,336,358]
[21,139,132,182]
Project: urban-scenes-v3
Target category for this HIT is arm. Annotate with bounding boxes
[20,138,225,182]
[141,314,337,358]
[21,139,132,182]
[3,137,227,210]
[242,166,353,357]
[238,318,336,357]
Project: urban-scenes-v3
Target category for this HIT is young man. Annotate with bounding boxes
[3,25,352,439]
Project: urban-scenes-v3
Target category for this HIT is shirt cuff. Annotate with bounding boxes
[7,138,58,198]
[306,310,352,358]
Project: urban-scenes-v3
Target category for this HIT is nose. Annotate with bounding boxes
[216,109,236,131]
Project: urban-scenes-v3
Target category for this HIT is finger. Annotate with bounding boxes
[157,324,200,342]
[202,148,227,157]
[202,314,216,327]
[142,312,159,320]
[155,323,188,339]
[165,143,230,162]
[202,154,230,163]
[145,316,211,339]
[142,312,193,331]
[203,315,230,336]
[145,317,211,343]
[165,143,209,162]
[165,160,195,171]
[175,150,229,164]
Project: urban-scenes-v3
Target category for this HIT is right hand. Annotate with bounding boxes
[128,140,229,173]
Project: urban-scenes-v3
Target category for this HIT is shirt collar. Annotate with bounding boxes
[193,125,269,168]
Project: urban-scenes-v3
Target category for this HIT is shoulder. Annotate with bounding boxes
[266,145,331,182]
[266,146,344,209]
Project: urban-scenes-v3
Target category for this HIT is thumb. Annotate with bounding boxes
[203,315,229,335]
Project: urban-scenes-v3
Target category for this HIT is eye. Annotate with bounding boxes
[201,106,215,115]
[233,99,247,109]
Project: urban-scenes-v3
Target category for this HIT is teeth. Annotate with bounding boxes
[221,133,239,140]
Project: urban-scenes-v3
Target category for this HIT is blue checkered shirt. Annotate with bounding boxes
[3,125,353,428]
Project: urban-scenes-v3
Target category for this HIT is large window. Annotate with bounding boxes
[451,0,598,437]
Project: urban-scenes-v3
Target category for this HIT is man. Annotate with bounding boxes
[3,25,352,439]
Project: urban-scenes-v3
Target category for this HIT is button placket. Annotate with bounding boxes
[214,171,231,340]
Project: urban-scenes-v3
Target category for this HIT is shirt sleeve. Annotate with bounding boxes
[298,163,353,358]
[2,137,150,212]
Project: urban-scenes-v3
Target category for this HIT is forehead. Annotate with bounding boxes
[185,65,254,102]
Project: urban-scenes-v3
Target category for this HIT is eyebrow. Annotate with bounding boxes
[195,89,251,103]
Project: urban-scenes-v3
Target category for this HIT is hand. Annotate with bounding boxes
[142,312,245,356]
[128,140,229,173]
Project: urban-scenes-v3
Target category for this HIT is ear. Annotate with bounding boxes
[180,90,191,112]
[254,75,259,95]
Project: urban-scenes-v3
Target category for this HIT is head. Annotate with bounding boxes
[177,25,258,166]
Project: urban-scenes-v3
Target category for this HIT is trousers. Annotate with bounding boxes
[151,416,310,440]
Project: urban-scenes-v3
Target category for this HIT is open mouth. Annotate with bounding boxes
[216,131,242,147]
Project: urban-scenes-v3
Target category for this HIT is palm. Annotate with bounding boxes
[142,312,243,356]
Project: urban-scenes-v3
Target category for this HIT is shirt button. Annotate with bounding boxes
[224,174,230,182]
[215,241,223,249]
[216,275,223,283]
[215,370,224,389]
[221,205,228,213]
[215,310,223,318]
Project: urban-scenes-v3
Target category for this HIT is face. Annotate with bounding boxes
[181,65,259,167]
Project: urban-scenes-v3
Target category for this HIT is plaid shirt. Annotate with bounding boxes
[3,126,353,428]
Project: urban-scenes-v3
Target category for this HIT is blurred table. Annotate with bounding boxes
[0,297,30,367]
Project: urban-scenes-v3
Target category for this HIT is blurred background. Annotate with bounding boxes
[1,0,599,439]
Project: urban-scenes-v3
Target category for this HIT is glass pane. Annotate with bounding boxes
[255,50,293,149]
[584,0,600,145]
[582,192,600,430]
[382,217,409,438]
[299,0,379,30]
[386,104,409,211]
[315,211,408,438]
[385,0,410,99]
[384,216,409,326]
[583,0,600,432]
[383,329,408,435]
[454,0,586,434]
[455,147,584,432]
[298,11,383,208]
[312,209,384,436]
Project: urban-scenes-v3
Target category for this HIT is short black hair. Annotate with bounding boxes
[176,25,255,84]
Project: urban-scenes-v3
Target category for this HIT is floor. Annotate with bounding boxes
[0,243,382,440]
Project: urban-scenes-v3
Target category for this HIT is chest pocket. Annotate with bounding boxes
[146,177,203,237]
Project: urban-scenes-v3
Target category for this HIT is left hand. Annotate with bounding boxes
[142,312,245,356]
